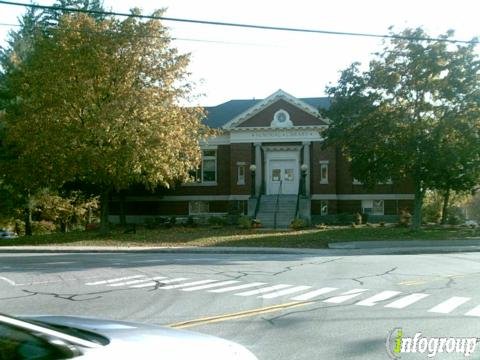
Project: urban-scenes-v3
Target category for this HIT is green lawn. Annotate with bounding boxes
[1,225,479,249]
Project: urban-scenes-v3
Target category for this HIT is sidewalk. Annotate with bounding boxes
[1,239,480,255]
[328,239,480,249]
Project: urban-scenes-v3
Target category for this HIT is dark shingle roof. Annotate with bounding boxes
[203,97,331,128]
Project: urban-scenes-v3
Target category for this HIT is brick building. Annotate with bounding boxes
[110,90,414,226]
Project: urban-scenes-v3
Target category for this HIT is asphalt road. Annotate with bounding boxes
[2,250,480,359]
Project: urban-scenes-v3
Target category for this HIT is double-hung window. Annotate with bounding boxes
[189,149,217,184]
[237,162,246,185]
[320,161,329,184]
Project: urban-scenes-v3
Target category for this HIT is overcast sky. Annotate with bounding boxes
[0,0,478,105]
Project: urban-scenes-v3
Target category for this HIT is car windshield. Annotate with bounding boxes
[0,323,75,360]
[0,1,478,360]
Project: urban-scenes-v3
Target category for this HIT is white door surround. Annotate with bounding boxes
[263,146,301,195]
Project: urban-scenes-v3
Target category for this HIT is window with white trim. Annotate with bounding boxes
[189,201,209,214]
[237,164,245,185]
[189,149,217,184]
[362,200,384,215]
[320,161,329,184]
[321,200,328,216]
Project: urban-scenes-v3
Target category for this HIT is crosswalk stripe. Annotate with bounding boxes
[235,284,292,297]
[109,276,167,287]
[86,275,145,286]
[323,289,369,304]
[428,296,471,314]
[130,277,188,288]
[260,286,312,299]
[160,279,218,290]
[291,287,338,301]
[465,305,480,317]
[355,291,402,306]
[384,293,430,309]
[182,280,240,292]
[209,282,267,293]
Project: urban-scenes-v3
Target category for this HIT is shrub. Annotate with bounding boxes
[238,215,252,229]
[379,221,385,227]
[144,217,168,229]
[32,220,56,234]
[185,216,197,227]
[208,216,227,226]
[446,207,466,225]
[361,213,369,224]
[355,212,362,225]
[290,218,307,230]
[337,213,352,225]
[399,210,412,227]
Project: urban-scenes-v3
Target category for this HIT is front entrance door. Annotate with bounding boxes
[267,159,298,195]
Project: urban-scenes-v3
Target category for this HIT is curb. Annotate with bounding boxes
[1,245,480,256]
[0,246,324,255]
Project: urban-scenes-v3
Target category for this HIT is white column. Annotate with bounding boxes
[254,142,262,196]
[303,141,311,196]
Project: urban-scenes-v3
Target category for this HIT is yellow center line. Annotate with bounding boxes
[398,274,466,286]
[168,300,315,329]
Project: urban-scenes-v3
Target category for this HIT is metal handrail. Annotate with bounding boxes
[253,180,265,219]
[273,180,283,230]
[294,177,303,219]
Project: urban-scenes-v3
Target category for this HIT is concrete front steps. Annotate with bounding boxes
[255,195,297,228]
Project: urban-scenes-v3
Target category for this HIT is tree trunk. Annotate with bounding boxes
[440,189,450,225]
[411,182,425,230]
[87,206,92,224]
[24,206,32,236]
[119,191,126,227]
[99,188,110,234]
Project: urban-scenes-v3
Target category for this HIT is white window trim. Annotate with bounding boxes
[319,161,329,184]
[184,148,218,186]
[201,150,217,184]
[271,109,293,128]
[320,200,328,216]
[237,164,245,185]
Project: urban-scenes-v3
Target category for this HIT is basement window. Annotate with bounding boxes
[362,200,384,215]
[189,201,210,215]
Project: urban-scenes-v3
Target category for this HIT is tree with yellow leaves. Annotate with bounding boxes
[1,11,207,233]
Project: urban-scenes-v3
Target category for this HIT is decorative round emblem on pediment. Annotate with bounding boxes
[271,109,292,128]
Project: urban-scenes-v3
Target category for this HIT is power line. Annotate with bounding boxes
[0,0,476,45]
[0,21,274,47]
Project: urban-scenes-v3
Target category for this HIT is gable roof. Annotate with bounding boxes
[203,90,331,129]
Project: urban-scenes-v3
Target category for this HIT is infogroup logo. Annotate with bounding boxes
[386,328,478,358]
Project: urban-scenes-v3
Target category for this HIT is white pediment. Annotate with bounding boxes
[222,89,329,129]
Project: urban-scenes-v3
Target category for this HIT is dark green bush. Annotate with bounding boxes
[238,215,252,229]
[290,218,307,230]
[208,216,227,226]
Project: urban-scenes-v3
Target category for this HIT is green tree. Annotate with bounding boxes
[323,28,480,229]
[1,12,207,233]
[40,0,106,25]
